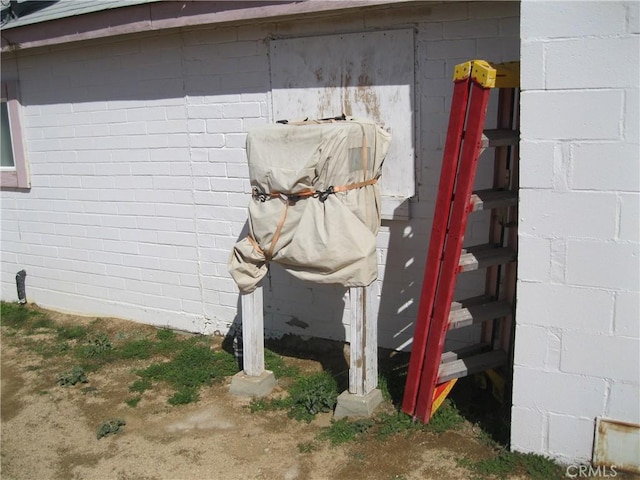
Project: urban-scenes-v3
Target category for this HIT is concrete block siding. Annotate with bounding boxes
[1,2,520,350]
[514,0,640,464]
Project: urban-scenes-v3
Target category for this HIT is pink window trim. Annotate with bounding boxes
[1,81,29,189]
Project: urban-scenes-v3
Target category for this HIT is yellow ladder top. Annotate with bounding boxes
[453,60,520,89]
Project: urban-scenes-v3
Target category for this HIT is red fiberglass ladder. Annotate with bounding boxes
[402,60,520,422]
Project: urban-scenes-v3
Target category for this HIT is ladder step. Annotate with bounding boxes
[459,245,516,272]
[448,298,512,330]
[438,350,507,383]
[440,342,490,365]
[470,188,517,212]
[482,129,519,148]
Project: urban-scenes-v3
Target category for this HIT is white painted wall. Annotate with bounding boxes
[513,0,640,465]
[0,2,520,350]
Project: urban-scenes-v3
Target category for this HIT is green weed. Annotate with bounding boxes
[125,396,142,408]
[265,349,300,378]
[424,399,465,434]
[168,387,199,405]
[129,378,152,394]
[116,338,154,360]
[297,441,317,453]
[96,418,126,440]
[77,333,113,358]
[57,366,88,387]
[317,417,374,446]
[249,396,292,413]
[132,342,238,405]
[56,325,88,340]
[375,411,421,439]
[287,371,338,422]
[0,302,51,333]
[459,450,564,480]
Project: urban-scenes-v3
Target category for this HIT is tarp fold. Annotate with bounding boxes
[228,117,391,293]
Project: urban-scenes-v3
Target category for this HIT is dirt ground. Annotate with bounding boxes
[1,307,519,480]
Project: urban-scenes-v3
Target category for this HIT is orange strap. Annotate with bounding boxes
[249,127,376,261]
[248,178,378,262]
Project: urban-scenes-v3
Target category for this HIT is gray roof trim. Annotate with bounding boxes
[1,1,415,52]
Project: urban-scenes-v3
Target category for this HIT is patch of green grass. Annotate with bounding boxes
[56,324,89,340]
[265,349,300,378]
[248,370,338,422]
[248,396,292,413]
[297,441,317,453]
[375,411,421,439]
[115,338,154,360]
[0,302,50,332]
[125,396,142,408]
[424,399,465,434]
[57,366,88,387]
[459,450,564,480]
[168,387,199,405]
[317,417,375,446]
[287,371,338,422]
[30,316,57,330]
[132,341,238,405]
[77,333,113,359]
[129,378,152,394]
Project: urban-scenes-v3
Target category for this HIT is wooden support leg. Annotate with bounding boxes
[241,285,264,377]
[230,285,275,397]
[335,282,383,418]
[348,282,379,396]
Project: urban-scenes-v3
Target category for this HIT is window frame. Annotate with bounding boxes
[1,81,29,189]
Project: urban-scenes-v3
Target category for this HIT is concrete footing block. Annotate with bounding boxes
[229,370,276,398]
[334,389,384,419]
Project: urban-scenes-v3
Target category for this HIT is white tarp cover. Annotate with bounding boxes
[228,117,392,293]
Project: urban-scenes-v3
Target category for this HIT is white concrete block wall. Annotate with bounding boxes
[1,3,519,350]
[513,0,640,464]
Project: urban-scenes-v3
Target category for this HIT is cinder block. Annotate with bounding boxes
[628,1,640,34]
[443,18,499,39]
[187,105,223,119]
[519,141,555,189]
[426,39,476,59]
[518,238,551,288]
[546,38,639,89]
[520,39,546,91]
[521,90,623,140]
[561,332,640,382]
[512,366,607,417]
[625,87,639,144]
[512,324,548,368]
[607,381,640,424]
[521,1,626,38]
[222,102,261,119]
[510,406,546,453]
[209,149,246,165]
[571,143,639,192]
[515,282,614,332]
[566,240,640,290]
[614,291,640,337]
[548,414,595,463]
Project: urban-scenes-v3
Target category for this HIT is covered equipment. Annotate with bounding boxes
[228,117,392,293]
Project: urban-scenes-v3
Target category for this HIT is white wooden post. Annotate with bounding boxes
[231,285,275,397]
[240,285,264,377]
[348,282,379,396]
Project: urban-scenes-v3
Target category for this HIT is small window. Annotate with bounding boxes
[1,81,29,189]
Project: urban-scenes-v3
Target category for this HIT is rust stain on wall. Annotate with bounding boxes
[355,72,381,123]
